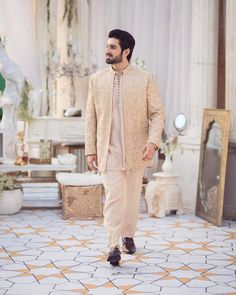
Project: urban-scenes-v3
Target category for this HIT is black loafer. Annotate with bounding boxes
[122,237,136,254]
[107,247,121,266]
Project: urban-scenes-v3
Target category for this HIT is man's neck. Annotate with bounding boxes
[112,61,130,72]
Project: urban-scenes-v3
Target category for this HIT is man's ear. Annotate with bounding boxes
[123,48,130,58]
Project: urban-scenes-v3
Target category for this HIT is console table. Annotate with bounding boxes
[0,163,76,208]
[27,116,85,145]
[26,117,87,173]
[0,163,76,173]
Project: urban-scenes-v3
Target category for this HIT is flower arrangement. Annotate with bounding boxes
[160,134,179,159]
[0,173,20,194]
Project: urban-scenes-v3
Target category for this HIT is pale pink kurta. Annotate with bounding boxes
[106,71,125,170]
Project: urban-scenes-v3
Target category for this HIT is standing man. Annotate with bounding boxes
[85,29,164,266]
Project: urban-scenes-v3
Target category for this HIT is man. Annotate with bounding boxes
[85,29,164,266]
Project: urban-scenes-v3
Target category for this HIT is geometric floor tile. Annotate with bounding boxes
[207,284,236,294]
[153,277,183,287]
[127,283,161,293]
[0,209,235,295]
[161,286,210,295]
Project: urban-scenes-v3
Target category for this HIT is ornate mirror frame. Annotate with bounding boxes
[196,109,231,226]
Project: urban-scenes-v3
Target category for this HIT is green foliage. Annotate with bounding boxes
[131,57,146,69]
[16,79,33,122]
[0,73,5,120]
[0,73,5,91]
[0,173,20,193]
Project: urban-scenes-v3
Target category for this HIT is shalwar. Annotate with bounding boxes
[101,168,144,248]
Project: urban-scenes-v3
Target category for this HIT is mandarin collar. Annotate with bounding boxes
[109,63,132,75]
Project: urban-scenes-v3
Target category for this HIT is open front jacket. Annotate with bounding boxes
[85,65,164,172]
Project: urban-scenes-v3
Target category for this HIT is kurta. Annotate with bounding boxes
[85,64,164,172]
[106,71,125,170]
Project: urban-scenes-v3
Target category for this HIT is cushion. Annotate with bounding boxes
[56,172,102,186]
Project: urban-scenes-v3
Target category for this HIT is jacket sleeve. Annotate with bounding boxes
[85,75,97,156]
[147,74,165,147]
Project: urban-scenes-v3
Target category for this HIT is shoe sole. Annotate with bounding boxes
[110,261,120,266]
[122,245,136,255]
[107,253,121,265]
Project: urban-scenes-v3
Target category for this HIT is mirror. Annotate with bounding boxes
[196,109,231,226]
[174,113,187,134]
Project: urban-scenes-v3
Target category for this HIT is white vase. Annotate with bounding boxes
[162,154,174,173]
[0,189,23,215]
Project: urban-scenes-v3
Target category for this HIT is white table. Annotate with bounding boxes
[0,163,76,208]
[0,163,76,173]
[145,172,184,217]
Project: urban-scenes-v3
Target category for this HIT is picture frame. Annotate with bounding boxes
[196,109,231,226]
[39,139,53,164]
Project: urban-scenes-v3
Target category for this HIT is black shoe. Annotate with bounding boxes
[122,237,136,254]
[107,247,121,266]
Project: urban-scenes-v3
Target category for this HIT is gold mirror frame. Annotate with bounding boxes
[196,109,231,226]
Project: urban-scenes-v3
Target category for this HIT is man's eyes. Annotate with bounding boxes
[107,46,117,49]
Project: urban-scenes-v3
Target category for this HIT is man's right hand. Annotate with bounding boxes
[86,154,98,173]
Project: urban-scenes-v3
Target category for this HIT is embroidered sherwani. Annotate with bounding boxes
[85,64,164,248]
[85,65,164,172]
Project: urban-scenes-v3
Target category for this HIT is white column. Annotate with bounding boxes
[173,0,219,213]
[188,0,219,138]
[225,0,236,142]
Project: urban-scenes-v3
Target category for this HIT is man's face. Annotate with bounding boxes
[105,38,123,64]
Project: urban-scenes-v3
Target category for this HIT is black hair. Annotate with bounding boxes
[108,29,135,61]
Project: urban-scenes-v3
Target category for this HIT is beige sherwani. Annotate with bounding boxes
[85,65,164,172]
[85,64,164,248]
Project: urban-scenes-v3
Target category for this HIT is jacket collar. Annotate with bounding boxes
[109,63,132,75]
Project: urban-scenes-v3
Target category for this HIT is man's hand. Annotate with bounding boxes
[141,143,156,161]
[86,154,98,173]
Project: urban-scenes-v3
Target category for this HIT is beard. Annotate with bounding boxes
[106,53,123,64]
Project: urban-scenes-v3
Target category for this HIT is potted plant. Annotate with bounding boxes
[160,134,179,173]
[0,173,23,214]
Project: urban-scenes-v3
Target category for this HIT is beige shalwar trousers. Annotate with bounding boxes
[101,168,144,248]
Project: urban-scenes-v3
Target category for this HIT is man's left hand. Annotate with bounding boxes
[141,142,156,161]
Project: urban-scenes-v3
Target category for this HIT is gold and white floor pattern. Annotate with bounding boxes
[0,210,235,295]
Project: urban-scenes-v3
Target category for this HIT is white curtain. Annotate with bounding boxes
[0,0,41,90]
[89,0,192,135]
[0,0,192,126]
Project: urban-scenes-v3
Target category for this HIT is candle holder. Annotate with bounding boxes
[15,131,27,166]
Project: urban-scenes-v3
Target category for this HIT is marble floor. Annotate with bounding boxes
[0,210,235,295]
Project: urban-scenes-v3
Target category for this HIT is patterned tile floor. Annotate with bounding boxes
[0,210,235,295]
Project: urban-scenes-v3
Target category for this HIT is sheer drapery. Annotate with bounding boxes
[89,0,192,135]
[0,0,192,127]
[0,0,41,90]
